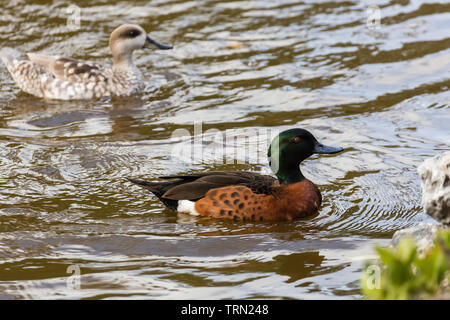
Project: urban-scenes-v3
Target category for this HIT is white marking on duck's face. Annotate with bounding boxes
[177,200,200,216]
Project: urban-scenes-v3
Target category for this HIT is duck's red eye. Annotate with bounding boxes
[293,137,301,143]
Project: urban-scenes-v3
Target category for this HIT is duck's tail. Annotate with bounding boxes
[126,177,177,197]
[126,177,183,210]
[0,47,46,98]
[0,47,20,72]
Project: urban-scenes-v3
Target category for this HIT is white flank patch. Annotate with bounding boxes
[177,200,200,216]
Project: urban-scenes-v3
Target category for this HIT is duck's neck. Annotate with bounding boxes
[113,52,137,73]
[270,157,305,184]
[276,165,305,184]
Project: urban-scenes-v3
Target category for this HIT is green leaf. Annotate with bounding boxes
[361,230,450,300]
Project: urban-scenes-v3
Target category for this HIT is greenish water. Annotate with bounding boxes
[0,0,449,299]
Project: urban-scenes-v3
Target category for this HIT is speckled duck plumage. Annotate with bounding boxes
[0,24,172,100]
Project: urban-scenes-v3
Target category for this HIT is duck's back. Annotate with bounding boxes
[127,171,277,209]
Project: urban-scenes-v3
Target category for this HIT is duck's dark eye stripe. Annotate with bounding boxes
[121,29,142,38]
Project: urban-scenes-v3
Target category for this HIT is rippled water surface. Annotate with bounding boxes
[0,0,449,299]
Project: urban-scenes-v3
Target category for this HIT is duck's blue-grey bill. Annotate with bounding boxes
[146,36,173,50]
[313,143,343,154]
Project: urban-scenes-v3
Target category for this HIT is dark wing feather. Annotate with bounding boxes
[128,171,278,203]
[196,174,252,185]
[162,182,230,200]
[159,171,241,180]
[51,58,107,83]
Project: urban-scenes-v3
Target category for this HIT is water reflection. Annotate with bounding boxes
[0,0,448,299]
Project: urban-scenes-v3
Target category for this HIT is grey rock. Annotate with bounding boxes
[391,224,443,254]
[418,152,450,226]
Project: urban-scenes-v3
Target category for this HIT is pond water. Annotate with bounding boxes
[0,0,448,299]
